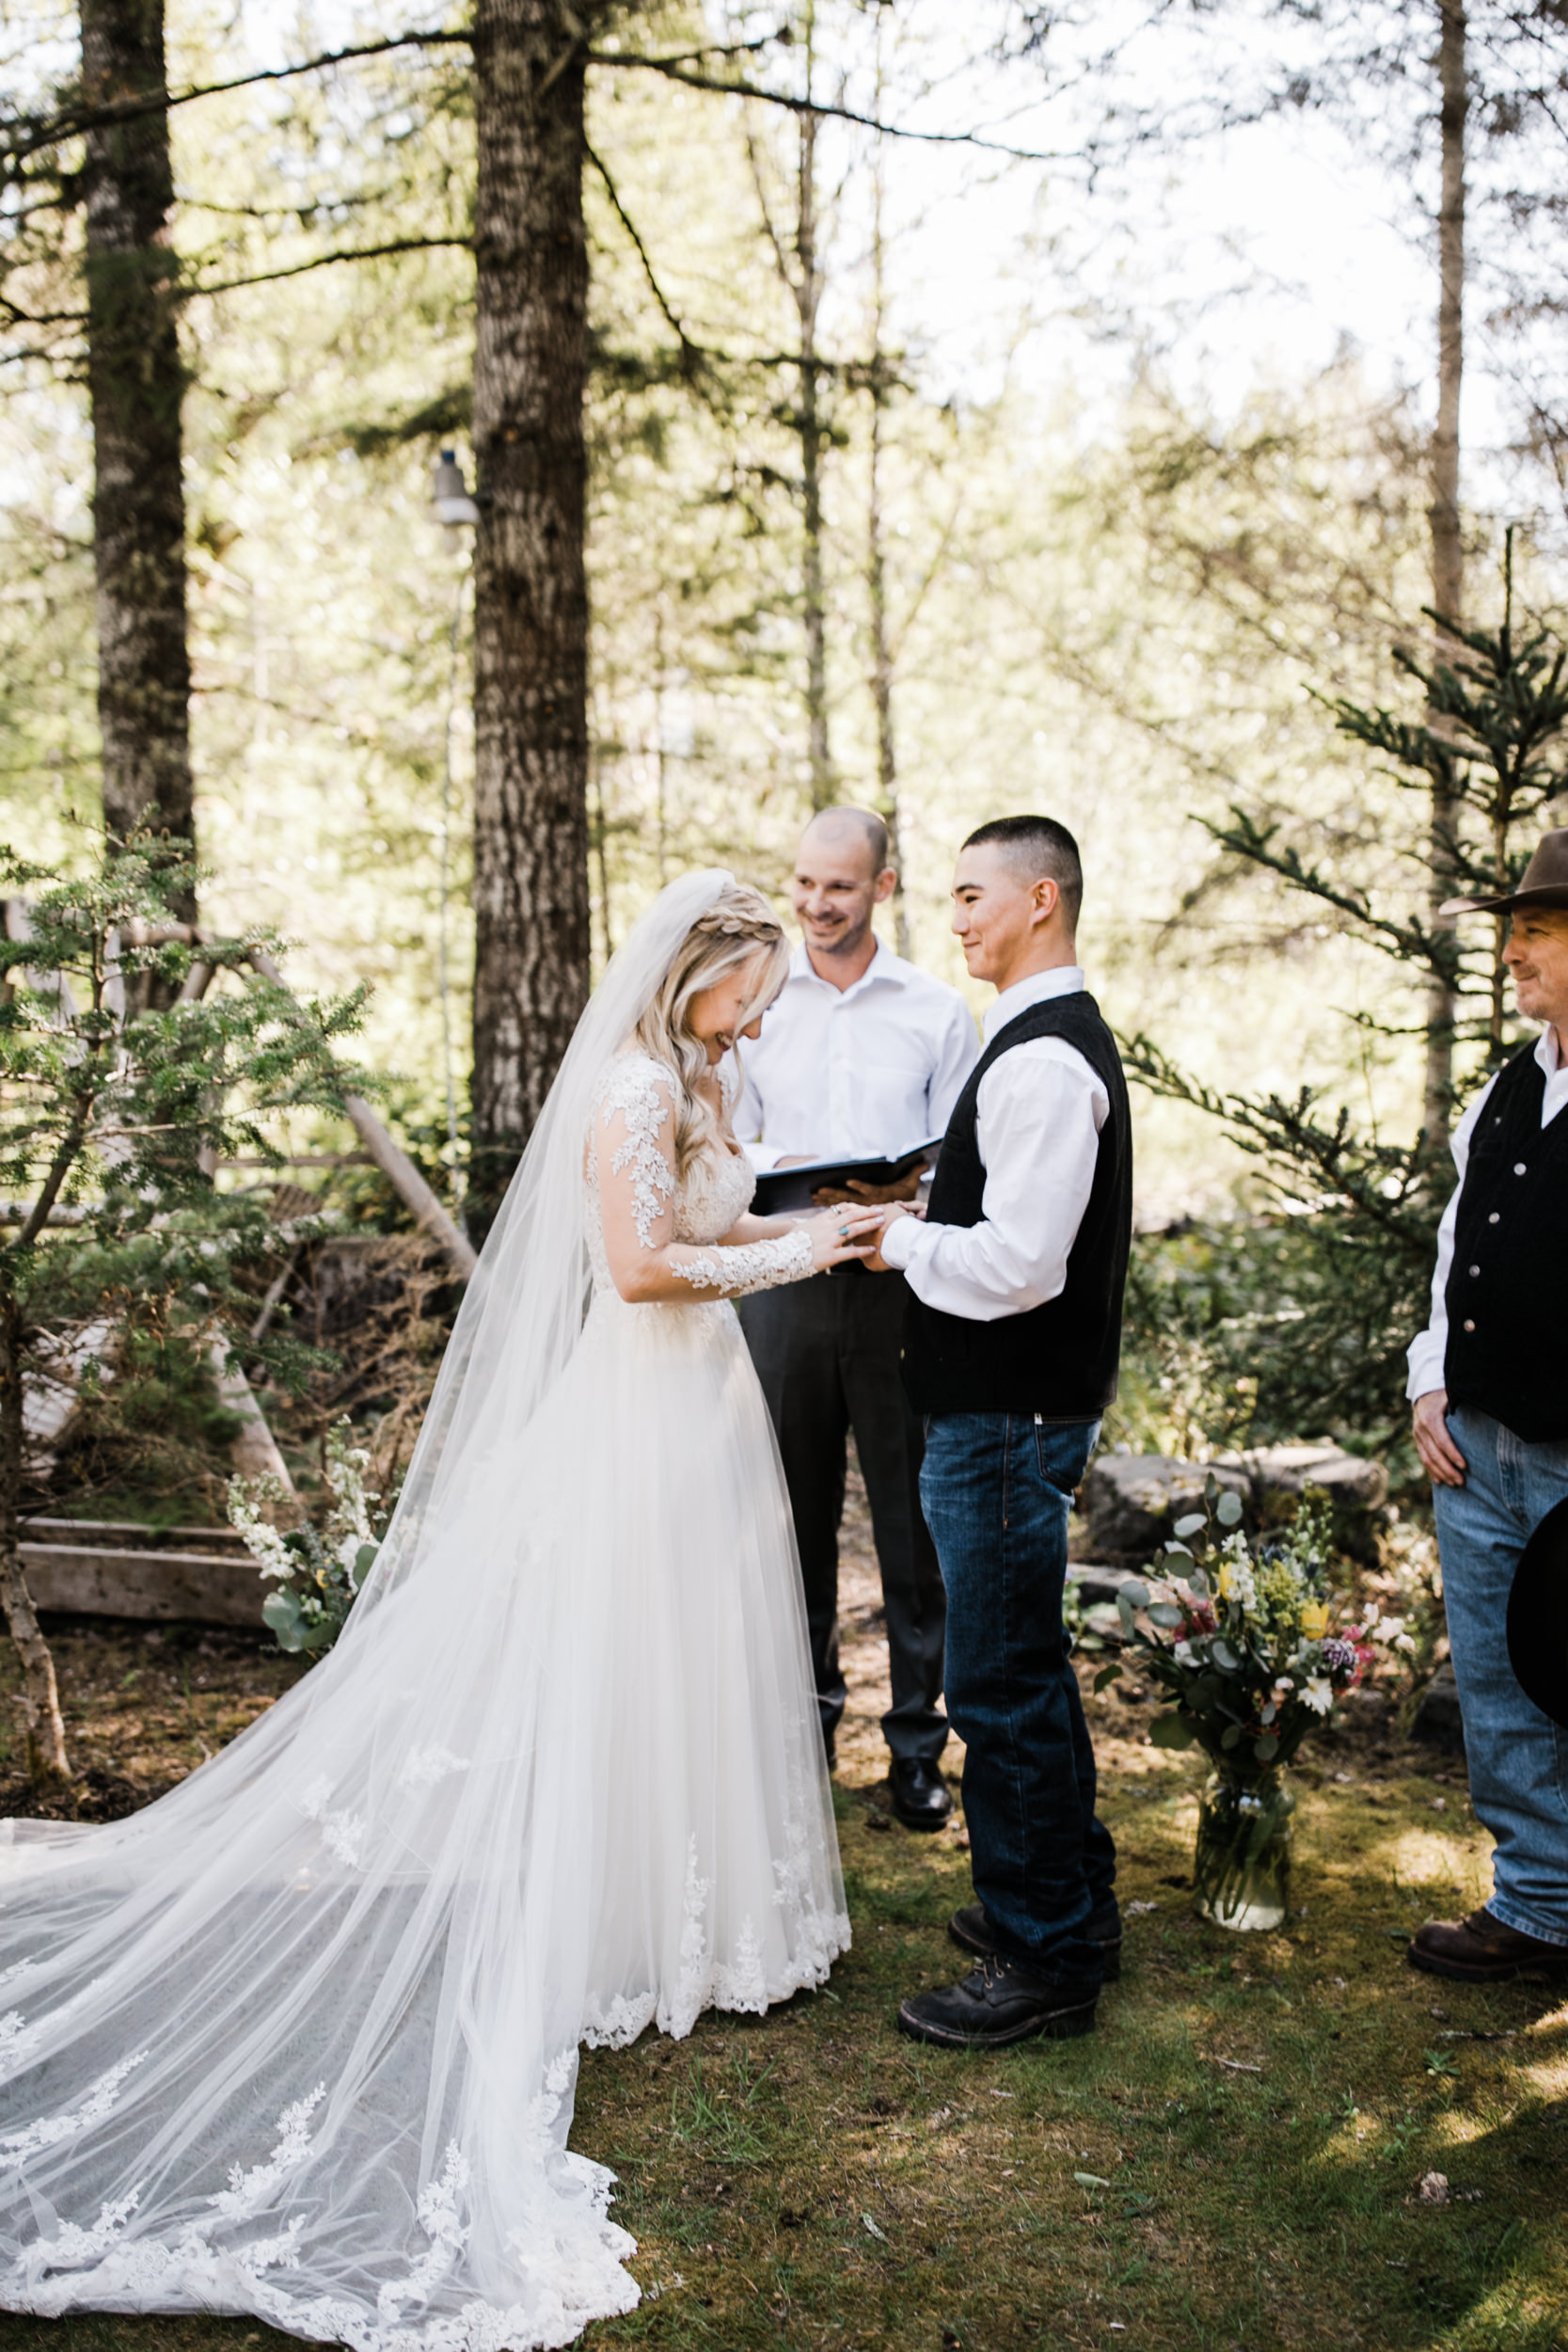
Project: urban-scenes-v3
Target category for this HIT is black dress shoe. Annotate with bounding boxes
[949,1897,1123,1981]
[888,1757,952,1831]
[897,1953,1098,2049]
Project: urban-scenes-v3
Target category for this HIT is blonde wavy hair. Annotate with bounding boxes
[632,881,790,1176]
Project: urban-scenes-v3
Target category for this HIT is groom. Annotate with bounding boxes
[870,815,1132,2047]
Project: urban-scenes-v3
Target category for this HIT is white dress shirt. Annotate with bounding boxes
[1406,1024,1568,1399]
[735,938,978,1170]
[879,966,1109,1322]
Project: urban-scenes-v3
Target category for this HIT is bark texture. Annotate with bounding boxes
[469,0,593,1228]
[796,80,832,809]
[81,0,195,910]
[0,1290,71,1785]
[1424,0,1468,1146]
[865,113,910,960]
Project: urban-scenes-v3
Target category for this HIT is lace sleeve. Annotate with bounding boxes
[595,1055,678,1248]
[668,1229,814,1297]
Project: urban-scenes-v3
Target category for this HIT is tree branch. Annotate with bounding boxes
[3,29,469,168]
[584,51,1071,162]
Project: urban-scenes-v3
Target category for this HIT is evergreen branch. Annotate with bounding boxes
[582,138,705,368]
[178,237,471,300]
[1119,1032,1438,1251]
[1199,807,1461,979]
[583,51,1072,161]
[2,30,469,169]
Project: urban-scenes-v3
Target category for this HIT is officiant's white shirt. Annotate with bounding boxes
[879,965,1108,1322]
[1405,1023,1568,1400]
[735,938,978,1172]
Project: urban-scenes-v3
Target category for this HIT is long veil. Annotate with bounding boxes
[0,869,752,2349]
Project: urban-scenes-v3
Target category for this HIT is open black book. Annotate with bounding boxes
[751,1136,944,1216]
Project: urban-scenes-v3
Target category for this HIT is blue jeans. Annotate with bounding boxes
[920,1412,1116,1988]
[1433,1405,1568,1947]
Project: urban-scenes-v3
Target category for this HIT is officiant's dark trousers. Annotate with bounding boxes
[737,1269,947,1764]
[919,1411,1117,1989]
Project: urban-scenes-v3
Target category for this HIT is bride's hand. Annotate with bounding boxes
[805,1205,884,1272]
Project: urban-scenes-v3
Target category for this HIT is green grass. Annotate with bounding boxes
[3,1638,1565,2348]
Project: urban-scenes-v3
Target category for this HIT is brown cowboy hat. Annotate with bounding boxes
[1441,829,1568,917]
[1506,1494,1568,1730]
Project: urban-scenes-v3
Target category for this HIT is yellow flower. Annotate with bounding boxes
[1217,1563,1233,1600]
[1299,1600,1330,1642]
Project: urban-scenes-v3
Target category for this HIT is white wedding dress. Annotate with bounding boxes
[0,872,847,2349]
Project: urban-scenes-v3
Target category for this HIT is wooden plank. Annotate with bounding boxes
[20,1545,267,1629]
[20,1518,252,1553]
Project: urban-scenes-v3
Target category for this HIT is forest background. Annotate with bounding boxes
[4,0,1567,1479]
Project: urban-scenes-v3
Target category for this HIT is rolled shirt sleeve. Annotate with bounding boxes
[886,1040,1108,1322]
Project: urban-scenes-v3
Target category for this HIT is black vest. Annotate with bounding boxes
[1444,1043,1568,1442]
[901,991,1132,1417]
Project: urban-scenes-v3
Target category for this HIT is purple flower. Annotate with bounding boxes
[1321,1637,1359,1682]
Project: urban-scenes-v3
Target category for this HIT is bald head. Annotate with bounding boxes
[792,806,897,983]
[800,805,890,879]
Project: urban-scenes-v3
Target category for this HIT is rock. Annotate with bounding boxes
[1082,1446,1388,1565]
[1238,1444,1388,1562]
[1411,1661,1465,1752]
[1080,1454,1249,1565]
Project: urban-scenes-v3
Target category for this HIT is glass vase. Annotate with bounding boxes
[1192,1766,1295,1932]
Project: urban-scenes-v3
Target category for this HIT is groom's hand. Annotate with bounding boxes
[862,1199,924,1273]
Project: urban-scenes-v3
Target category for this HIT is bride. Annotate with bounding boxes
[0,871,880,2350]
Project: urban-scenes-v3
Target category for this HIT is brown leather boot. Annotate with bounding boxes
[1408,1908,1568,1982]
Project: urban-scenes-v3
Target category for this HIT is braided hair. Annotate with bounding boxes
[631,881,790,1176]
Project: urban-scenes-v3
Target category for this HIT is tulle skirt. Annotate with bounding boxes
[0,1292,847,2349]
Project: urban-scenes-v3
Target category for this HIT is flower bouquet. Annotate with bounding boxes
[230,1419,394,1655]
[1098,1479,1411,1930]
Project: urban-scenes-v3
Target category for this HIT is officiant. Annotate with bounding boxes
[734,806,978,1827]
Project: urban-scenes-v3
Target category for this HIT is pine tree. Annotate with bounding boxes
[0,840,365,1783]
[1124,544,1568,1444]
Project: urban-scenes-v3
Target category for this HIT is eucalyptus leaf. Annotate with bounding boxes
[1163,1540,1193,1561]
[1093,1662,1124,1695]
[1149,1713,1196,1750]
[1221,1723,1243,1750]
[1254,1734,1281,1765]
[1211,1639,1240,1672]
[1204,1471,1219,1502]
[1148,1602,1185,1629]
[1173,1513,1206,1540]
[1188,1568,1209,1596]
[1116,1592,1137,1633]
[1215,1489,1244,1527]
[1119,1580,1149,1611]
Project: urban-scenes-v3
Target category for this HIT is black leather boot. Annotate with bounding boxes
[897,1952,1098,2049]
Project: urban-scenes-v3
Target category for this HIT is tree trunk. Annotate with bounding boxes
[0,1287,71,1787]
[865,92,910,961]
[468,0,594,1232]
[795,6,832,808]
[81,0,195,914]
[1424,0,1467,1146]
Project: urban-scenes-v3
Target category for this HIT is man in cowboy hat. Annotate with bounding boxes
[1406,829,1568,1983]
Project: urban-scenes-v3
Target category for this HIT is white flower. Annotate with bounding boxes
[1393,1632,1417,1655]
[1173,1640,1196,1665]
[1301,1677,1335,1715]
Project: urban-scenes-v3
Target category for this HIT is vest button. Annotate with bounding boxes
[1488,1212,1500,1224]
[1514,1162,1527,1174]
[1464,1319,1476,1333]
[1469,1264,1481,1277]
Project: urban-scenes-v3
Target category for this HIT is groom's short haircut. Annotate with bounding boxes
[806,804,891,875]
[962,815,1083,930]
